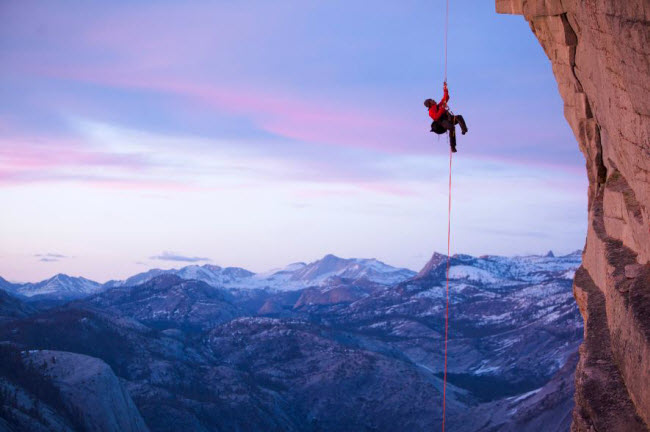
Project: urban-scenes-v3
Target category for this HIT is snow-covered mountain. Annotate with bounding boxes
[104,264,255,289]
[0,255,414,300]
[0,251,579,301]
[416,250,581,285]
[248,254,416,290]
[291,254,416,285]
[0,250,584,431]
[8,274,103,299]
[104,255,416,292]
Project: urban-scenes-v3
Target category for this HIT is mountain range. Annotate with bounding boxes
[1,274,102,300]
[5,254,417,299]
[0,250,583,431]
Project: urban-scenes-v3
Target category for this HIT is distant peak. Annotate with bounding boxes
[318,254,345,264]
[416,252,448,278]
[545,250,555,258]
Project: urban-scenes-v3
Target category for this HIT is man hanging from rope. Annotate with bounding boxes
[424,82,468,153]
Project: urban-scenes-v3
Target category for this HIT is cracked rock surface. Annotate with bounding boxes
[497,1,650,430]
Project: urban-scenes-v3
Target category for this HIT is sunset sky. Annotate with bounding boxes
[0,0,587,282]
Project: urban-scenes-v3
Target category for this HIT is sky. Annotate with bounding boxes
[0,0,588,282]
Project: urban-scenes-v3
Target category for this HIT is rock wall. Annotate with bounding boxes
[496,1,650,430]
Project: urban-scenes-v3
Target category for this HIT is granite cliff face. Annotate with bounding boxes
[496,1,650,430]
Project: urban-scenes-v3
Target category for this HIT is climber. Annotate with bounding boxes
[424,82,468,153]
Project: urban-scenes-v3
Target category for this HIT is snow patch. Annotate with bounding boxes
[449,266,498,283]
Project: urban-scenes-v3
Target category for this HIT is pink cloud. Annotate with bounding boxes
[0,168,201,191]
[0,134,167,188]
[7,3,416,155]
[30,65,424,155]
[1,137,146,170]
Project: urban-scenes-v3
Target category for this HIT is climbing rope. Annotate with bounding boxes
[443,0,449,83]
[441,145,452,432]
[441,0,452,429]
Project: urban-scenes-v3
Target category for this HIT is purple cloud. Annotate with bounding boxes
[149,251,211,263]
[34,253,69,262]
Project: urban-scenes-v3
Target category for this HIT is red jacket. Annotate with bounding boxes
[428,87,449,121]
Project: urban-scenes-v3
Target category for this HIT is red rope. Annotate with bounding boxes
[444,0,449,83]
[442,0,451,425]
[442,144,453,431]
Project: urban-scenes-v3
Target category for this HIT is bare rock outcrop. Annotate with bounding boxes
[28,350,149,432]
[496,1,650,430]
